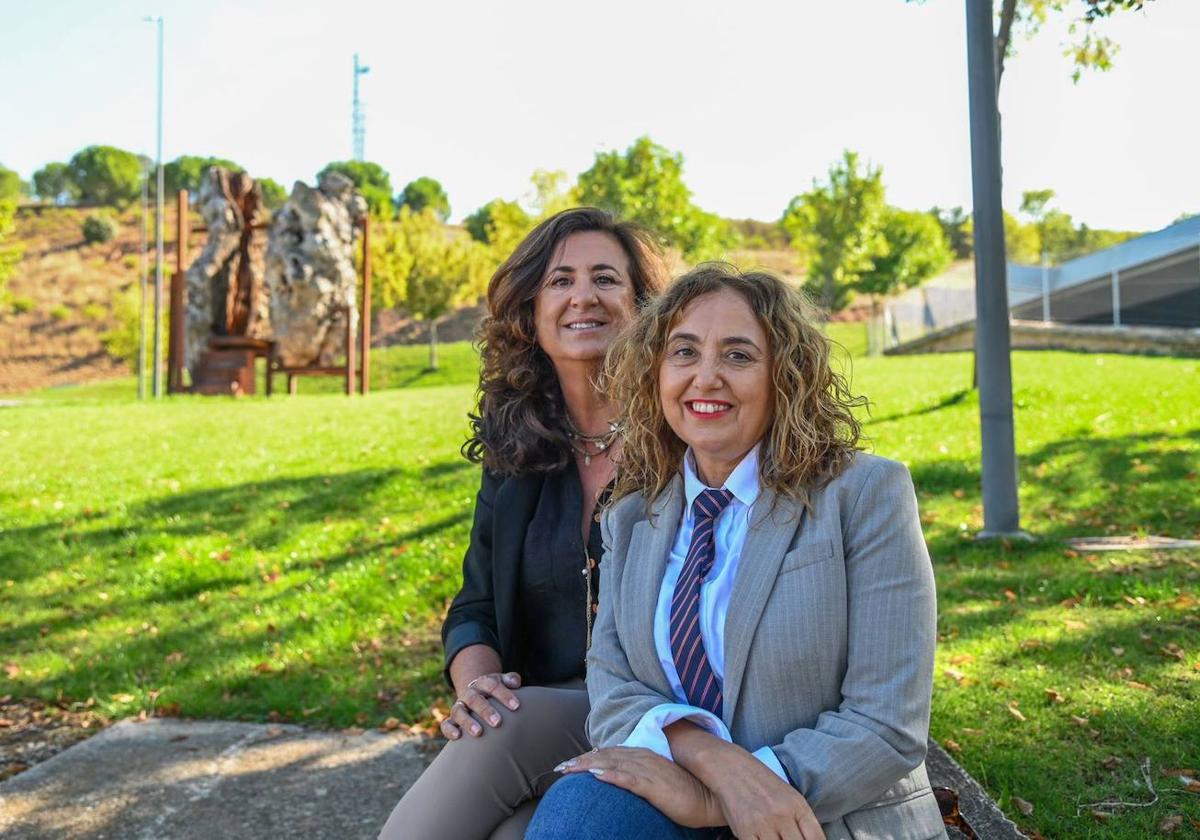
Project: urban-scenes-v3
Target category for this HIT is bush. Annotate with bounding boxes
[101,283,163,366]
[11,295,35,314]
[83,213,119,244]
[49,303,71,321]
[82,303,108,322]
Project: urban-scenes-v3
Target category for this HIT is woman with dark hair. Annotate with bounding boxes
[527,265,944,839]
[378,208,667,840]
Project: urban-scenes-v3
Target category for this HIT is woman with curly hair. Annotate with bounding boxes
[528,265,945,839]
[378,208,667,840]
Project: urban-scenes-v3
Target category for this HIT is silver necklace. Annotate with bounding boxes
[565,418,622,466]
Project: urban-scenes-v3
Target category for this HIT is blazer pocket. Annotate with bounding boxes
[777,539,833,575]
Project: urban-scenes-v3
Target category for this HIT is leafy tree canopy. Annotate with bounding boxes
[857,208,953,300]
[258,178,288,212]
[317,160,393,217]
[0,164,25,203]
[396,176,451,221]
[0,198,23,295]
[33,162,79,203]
[575,136,734,261]
[163,155,244,196]
[68,145,143,207]
[782,150,888,312]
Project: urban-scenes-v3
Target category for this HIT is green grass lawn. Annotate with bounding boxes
[2,341,1197,837]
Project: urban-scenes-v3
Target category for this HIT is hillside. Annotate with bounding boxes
[0,206,150,393]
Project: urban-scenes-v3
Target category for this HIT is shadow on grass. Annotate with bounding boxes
[911,428,1200,558]
[0,460,477,724]
[865,388,973,426]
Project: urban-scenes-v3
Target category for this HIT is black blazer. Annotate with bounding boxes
[441,468,548,685]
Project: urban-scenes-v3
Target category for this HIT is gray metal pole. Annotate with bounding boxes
[138,170,148,400]
[965,0,1021,536]
[148,16,165,399]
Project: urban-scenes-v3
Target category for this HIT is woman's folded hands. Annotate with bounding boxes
[556,734,826,840]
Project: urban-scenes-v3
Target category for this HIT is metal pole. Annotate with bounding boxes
[965,0,1022,537]
[1041,252,1050,322]
[1111,269,1121,326]
[138,168,148,400]
[146,15,165,399]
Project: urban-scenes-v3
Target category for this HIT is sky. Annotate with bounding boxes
[0,0,1196,232]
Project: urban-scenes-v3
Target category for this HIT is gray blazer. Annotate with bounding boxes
[587,453,947,840]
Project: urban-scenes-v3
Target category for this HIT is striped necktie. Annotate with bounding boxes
[669,487,734,717]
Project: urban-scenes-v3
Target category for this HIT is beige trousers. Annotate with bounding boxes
[378,681,590,840]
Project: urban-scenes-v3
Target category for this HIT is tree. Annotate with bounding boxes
[68,145,143,206]
[575,136,734,261]
[33,162,79,204]
[396,177,451,221]
[464,198,533,251]
[857,208,953,301]
[163,155,244,196]
[781,151,887,313]
[317,160,393,217]
[526,169,578,219]
[0,164,24,203]
[371,207,489,368]
[258,178,288,212]
[930,206,972,258]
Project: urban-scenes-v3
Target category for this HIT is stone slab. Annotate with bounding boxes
[0,718,430,840]
[0,719,1024,840]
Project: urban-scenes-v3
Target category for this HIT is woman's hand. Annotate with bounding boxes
[556,747,724,829]
[692,739,824,840]
[441,670,522,740]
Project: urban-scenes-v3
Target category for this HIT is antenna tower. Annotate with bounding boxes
[352,53,370,161]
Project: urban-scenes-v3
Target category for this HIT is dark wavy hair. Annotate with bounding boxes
[463,207,668,475]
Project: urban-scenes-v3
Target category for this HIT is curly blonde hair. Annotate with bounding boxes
[604,263,866,511]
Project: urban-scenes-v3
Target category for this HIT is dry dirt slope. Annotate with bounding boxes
[0,206,149,393]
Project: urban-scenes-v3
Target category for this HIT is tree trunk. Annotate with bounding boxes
[428,319,439,370]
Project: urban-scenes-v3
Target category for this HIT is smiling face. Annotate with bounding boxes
[533,231,636,368]
[658,288,773,487]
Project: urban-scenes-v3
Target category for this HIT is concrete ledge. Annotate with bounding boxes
[886,320,1200,357]
[926,738,1028,840]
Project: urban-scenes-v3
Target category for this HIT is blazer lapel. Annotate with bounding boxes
[621,476,683,699]
[722,489,804,726]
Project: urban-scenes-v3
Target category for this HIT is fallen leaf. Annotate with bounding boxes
[112,693,135,703]
[944,667,967,683]
[1071,715,1089,727]
[949,654,975,666]
[1159,815,1183,834]
[1126,680,1153,691]
[1019,639,1043,650]
[943,739,962,753]
[164,651,185,664]
[1160,768,1197,776]
[254,662,273,674]
[1091,810,1111,822]
[1007,703,1027,722]
[1044,688,1065,704]
[1012,796,1034,816]
[0,718,13,727]
[1063,619,1088,631]
[1110,646,1125,657]
[1186,781,1200,793]
[343,727,364,736]
[263,726,284,738]
[381,717,401,731]
[3,663,20,678]
[1102,755,1122,770]
[1004,589,1018,602]
[1161,643,1184,661]
[155,702,182,717]
[1059,597,1081,609]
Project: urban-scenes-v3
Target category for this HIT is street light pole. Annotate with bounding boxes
[965,0,1023,537]
[145,15,165,399]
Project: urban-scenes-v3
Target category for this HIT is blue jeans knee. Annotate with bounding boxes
[524,773,720,840]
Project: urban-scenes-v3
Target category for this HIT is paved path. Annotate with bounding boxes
[0,718,1024,839]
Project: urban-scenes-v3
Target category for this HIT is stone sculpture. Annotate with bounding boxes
[262,171,367,367]
[184,168,267,377]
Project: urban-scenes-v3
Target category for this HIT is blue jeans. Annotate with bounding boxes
[525,773,725,840]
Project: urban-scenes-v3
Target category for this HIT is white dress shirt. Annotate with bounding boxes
[619,445,788,780]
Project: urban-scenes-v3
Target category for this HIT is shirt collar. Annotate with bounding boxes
[683,444,761,513]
